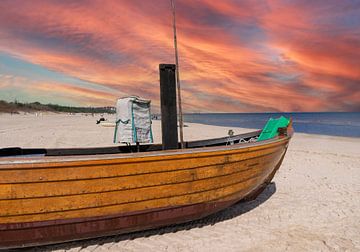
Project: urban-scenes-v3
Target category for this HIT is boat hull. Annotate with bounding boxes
[0,136,290,249]
[0,197,241,248]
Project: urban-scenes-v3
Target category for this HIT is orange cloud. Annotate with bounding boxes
[0,0,358,112]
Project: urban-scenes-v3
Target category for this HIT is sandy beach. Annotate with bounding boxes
[1,113,359,251]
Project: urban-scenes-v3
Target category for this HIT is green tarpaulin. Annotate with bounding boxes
[257,116,290,141]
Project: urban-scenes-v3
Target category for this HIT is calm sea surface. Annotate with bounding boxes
[183,112,360,138]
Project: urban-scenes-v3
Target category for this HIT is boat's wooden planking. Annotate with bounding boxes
[0,152,279,200]
[0,140,284,182]
[0,139,288,225]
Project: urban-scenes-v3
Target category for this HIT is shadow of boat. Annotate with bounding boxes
[29,183,276,252]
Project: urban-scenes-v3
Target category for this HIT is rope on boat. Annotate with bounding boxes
[227,136,258,145]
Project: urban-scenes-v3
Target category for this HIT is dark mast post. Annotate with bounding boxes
[159,64,178,150]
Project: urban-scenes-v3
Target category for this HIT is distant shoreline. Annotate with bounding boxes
[0,100,115,114]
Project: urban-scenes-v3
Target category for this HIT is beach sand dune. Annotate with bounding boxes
[1,113,359,251]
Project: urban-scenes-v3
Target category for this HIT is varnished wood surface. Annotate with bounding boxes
[0,133,291,248]
[0,142,287,223]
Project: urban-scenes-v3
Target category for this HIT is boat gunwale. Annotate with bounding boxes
[0,134,291,166]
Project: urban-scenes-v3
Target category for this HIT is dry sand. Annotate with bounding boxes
[0,113,253,148]
[1,113,359,251]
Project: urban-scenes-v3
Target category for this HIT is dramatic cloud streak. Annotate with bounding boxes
[0,0,359,112]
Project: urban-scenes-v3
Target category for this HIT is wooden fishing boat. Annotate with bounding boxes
[0,123,293,249]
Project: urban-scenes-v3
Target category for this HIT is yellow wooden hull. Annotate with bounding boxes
[0,134,291,248]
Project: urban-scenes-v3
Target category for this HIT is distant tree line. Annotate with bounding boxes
[0,100,115,114]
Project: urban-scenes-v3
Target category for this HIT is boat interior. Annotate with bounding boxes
[0,130,261,157]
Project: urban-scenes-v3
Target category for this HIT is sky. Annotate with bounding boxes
[0,0,359,112]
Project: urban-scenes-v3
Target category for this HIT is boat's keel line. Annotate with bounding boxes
[0,192,246,249]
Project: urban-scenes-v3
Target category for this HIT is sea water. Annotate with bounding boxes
[183,112,360,138]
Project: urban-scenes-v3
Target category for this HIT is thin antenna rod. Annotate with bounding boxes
[170,0,185,149]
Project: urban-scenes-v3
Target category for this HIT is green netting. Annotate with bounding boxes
[257,116,290,141]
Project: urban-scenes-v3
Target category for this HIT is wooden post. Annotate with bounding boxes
[159,64,178,150]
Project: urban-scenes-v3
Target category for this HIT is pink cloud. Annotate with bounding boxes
[0,0,358,112]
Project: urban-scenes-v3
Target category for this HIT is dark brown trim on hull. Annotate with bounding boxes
[0,131,261,157]
[0,198,239,249]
